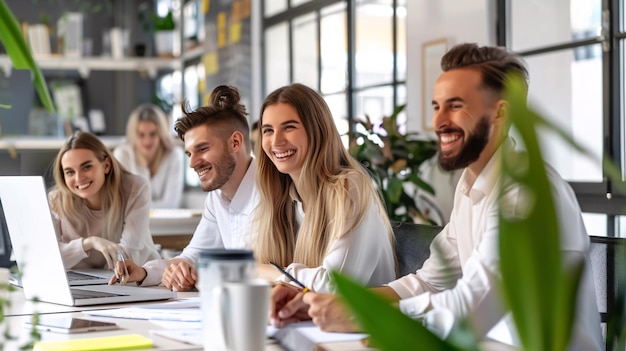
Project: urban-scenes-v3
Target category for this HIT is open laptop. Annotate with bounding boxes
[0,176,175,306]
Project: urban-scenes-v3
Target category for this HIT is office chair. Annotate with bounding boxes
[391,220,442,278]
[589,235,626,351]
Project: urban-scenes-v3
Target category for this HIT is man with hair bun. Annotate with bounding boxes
[110,85,258,291]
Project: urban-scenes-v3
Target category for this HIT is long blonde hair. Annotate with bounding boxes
[254,83,393,268]
[125,103,173,176]
[49,132,129,241]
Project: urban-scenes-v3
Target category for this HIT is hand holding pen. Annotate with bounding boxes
[107,249,130,286]
[268,262,314,327]
[269,262,310,293]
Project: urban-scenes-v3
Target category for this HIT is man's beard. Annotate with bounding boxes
[438,116,490,171]
[201,149,237,192]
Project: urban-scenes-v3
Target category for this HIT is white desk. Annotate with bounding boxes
[3,288,516,351]
[2,288,365,351]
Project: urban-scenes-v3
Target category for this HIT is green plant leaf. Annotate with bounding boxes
[332,271,462,351]
[499,74,582,351]
[386,178,404,204]
[407,174,435,194]
[0,0,54,112]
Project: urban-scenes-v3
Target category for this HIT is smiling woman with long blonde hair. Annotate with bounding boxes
[114,103,184,208]
[254,83,396,293]
[49,132,160,270]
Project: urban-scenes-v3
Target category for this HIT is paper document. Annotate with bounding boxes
[84,299,201,322]
[150,326,280,347]
[272,321,367,351]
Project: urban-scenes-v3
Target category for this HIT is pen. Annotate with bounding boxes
[117,250,129,285]
[269,262,310,293]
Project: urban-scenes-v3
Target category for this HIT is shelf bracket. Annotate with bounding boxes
[1,62,12,77]
[147,67,157,79]
[78,66,90,78]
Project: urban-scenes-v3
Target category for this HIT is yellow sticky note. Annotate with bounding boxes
[33,334,153,351]
[217,12,226,48]
[202,52,219,75]
[230,22,241,44]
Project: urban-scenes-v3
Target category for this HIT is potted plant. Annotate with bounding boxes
[152,10,175,58]
[349,105,438,223]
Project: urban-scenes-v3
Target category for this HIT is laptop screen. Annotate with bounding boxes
[0,198,14,268]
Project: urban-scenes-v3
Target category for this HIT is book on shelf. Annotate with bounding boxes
[27,24,51,56]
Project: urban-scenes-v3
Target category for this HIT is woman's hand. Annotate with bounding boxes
[269,283,312,327]
[82,236,120,269]
[108,258,146,285]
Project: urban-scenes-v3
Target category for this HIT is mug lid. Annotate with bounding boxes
[199,249,254,260]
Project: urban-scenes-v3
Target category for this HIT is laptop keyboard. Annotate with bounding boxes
[71,288,128,299]
[67,271,105,281]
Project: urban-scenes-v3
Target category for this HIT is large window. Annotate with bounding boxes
[262,0,407,141]
[499,0,626,237]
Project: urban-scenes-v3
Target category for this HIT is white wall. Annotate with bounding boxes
[406,0,496,133]
[405,0,496,223]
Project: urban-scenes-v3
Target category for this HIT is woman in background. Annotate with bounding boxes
[114,103,184,208]
[49,132,160,270]
[254,83,396,293]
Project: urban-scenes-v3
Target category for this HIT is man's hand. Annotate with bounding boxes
[108,258,146,285]
[82,236,119,269]
[269,284,312,327]
[162,260,197,291]
[304,293,359,333]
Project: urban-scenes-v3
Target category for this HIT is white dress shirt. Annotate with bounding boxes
[140,158,258,286]
[387,138,602,350]
[113,143,184,209]
[280,180,397,293]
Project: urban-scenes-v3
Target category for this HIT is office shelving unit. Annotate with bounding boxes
[0,55,181,79]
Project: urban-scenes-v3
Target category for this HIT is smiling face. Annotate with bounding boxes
[184,124,236,192]
[135,120,161,161]
[260,102,309,181]
[61,148,111,209]
[431,68,503,172]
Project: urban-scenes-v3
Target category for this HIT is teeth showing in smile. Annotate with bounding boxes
[197,167,210,176]
[77,182,92,190]
[274,150,295,159]
[440,134,460,144]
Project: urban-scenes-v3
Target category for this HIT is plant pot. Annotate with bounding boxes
[154,30,175,57]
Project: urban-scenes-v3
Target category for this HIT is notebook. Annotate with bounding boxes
[0,176,175,306]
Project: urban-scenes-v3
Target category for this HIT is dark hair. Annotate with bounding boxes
[440,43,529,96]
[174,85,250,151]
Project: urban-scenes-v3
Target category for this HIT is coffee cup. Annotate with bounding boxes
[204,279,270,351]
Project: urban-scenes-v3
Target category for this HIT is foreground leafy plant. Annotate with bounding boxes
[0,0,54,112]
[498,75,582,350]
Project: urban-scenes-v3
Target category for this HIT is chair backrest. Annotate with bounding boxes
[391,221,442,278]
[589,235,626,350]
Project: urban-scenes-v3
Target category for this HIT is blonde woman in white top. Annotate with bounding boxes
[114,103,184,208]
[255,83,396,293]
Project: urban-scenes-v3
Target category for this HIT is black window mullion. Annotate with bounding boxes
[346,0,356,135]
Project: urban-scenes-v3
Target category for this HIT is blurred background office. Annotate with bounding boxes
[0,0,623,239]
